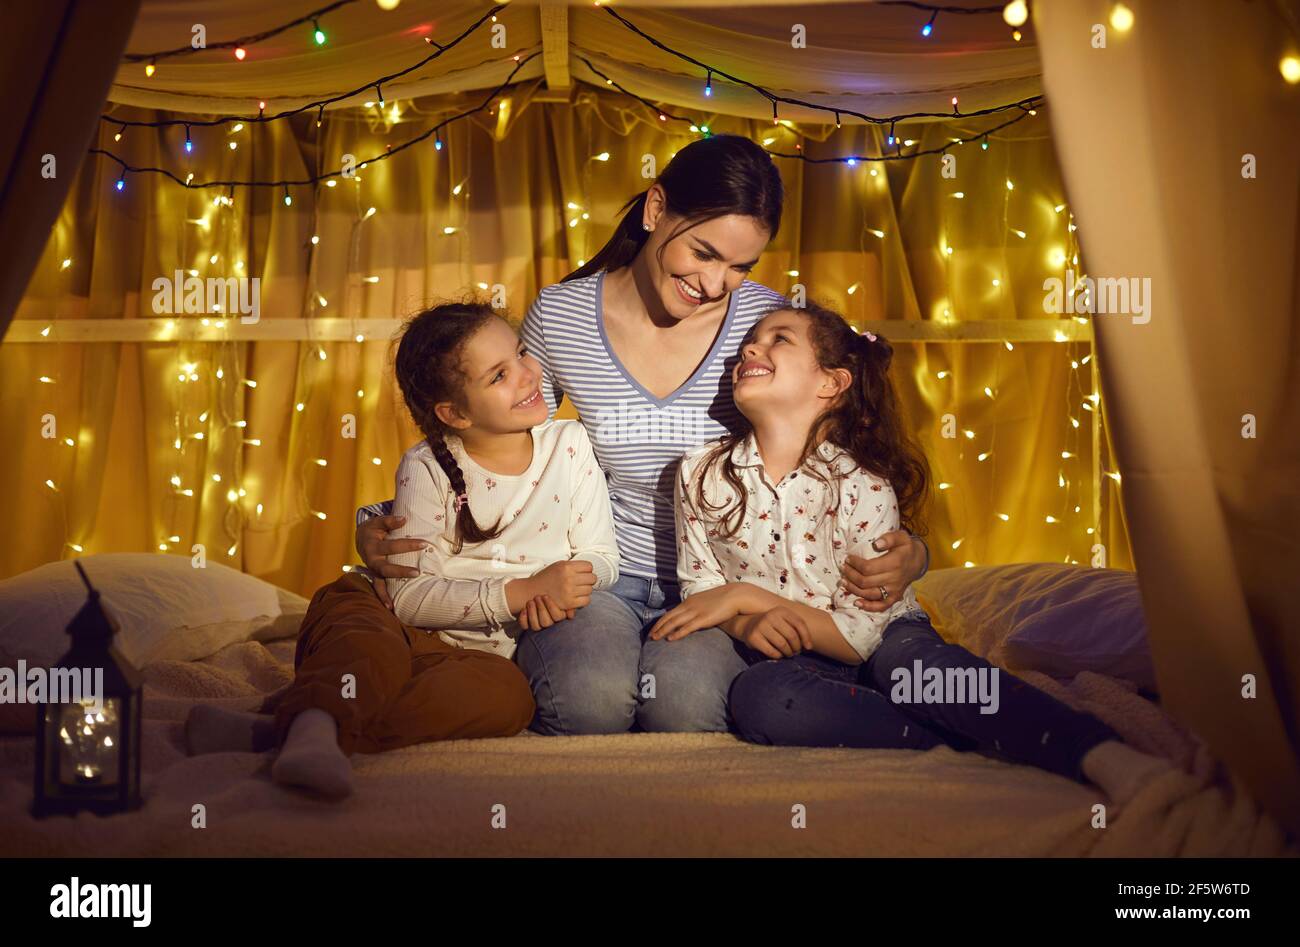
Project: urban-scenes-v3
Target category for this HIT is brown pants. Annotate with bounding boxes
[272,572,535,755]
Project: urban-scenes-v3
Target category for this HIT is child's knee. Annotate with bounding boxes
[727,661,792,745]
[500,670,536,734]
[474,657,536,736]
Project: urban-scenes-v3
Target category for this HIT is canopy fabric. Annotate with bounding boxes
[105,1,1041,120]
[0,0,141,337]
[9,92,1114,585]
[1036,0,1300,836]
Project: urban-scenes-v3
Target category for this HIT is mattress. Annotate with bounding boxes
[0,634,1291,856]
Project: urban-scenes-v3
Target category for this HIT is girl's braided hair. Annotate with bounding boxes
[392,300,506,553]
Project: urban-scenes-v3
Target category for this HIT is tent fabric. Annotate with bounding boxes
[105,1,1041,120]
[8,1,1119,598]
[8,91,1119,586]
[2,0,1295,838]
[0,0,142,336]
[1035,0,1300,837]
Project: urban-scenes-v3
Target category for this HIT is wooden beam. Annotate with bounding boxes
[540,0,570,90]
[2,318,1095,344]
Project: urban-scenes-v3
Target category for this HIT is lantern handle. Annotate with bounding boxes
[73,560,96,596]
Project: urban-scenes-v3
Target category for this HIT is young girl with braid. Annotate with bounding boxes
[382,301,621,651]
[185,301,619,798]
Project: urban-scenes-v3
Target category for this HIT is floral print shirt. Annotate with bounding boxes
[386,419,619,658]
[674,432,928,662]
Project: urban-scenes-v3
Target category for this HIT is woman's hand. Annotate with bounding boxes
[726,608,812,659]
[840,529,927,613]
[647,585,742,642]
[355,514,427,610]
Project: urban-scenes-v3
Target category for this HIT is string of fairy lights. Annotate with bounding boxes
[597,2,1043,140]
[36,0,1299,569]
[39,230,79,553]
[888,1,1026,42]
[127,0,360,73]
[48,0,1102,567]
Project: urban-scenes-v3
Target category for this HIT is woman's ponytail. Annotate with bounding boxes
[563,191,651,282]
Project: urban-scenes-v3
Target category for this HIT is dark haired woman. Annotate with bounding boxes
[356,134,931,735]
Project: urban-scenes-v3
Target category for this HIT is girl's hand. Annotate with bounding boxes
[529,560,597,611]
[729,607,812,659]
[840,530,926,614]
[519,595,573,631]
[647,585,740,642]
[355,514,428,610]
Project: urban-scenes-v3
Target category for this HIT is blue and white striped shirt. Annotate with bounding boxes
[521,271,791,584]
[359,270,790,586]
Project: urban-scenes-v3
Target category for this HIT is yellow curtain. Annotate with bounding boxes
[3,84,1129,597]
[1035,0,1300,837]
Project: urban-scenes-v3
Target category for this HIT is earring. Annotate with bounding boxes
[643,223,652,232]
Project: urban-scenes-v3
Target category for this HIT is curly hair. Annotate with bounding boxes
[687,300,931,543]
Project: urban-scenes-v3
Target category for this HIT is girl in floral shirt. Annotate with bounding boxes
[648,302,1175,808]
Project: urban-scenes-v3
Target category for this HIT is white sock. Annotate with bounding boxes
[271,708,354,799]
[185,705,278,755]
[1081,739,1175,810]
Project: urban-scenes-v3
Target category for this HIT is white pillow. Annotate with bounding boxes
[0,553,308,669]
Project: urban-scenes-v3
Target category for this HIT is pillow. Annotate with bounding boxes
[914,563,1155,692]
[0,553,308,670]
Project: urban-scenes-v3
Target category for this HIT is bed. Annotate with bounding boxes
[0,555,1292,857]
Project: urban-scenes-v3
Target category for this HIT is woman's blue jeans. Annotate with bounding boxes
[514,574,749,735]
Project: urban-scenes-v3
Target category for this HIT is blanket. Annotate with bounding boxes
[0,637,1294,857]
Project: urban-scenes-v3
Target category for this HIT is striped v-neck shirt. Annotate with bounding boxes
[360,271,789,584]
[519,270,789,584]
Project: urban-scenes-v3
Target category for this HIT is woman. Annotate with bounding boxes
[356,134,930,735]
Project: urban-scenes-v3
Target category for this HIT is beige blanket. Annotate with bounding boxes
[1,637,1294,857]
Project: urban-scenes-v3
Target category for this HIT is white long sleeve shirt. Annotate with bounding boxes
[385,419,619,658]
[674,432,929,663]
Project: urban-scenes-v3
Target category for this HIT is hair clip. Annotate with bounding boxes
[453,492,469,513]
[862,329,877,342]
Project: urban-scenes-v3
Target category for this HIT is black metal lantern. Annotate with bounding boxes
[33,561,142,817]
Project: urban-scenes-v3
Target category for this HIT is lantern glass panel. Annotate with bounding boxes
[56,697,120,788]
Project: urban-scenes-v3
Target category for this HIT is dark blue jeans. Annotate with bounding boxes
[728,613,1120,783]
